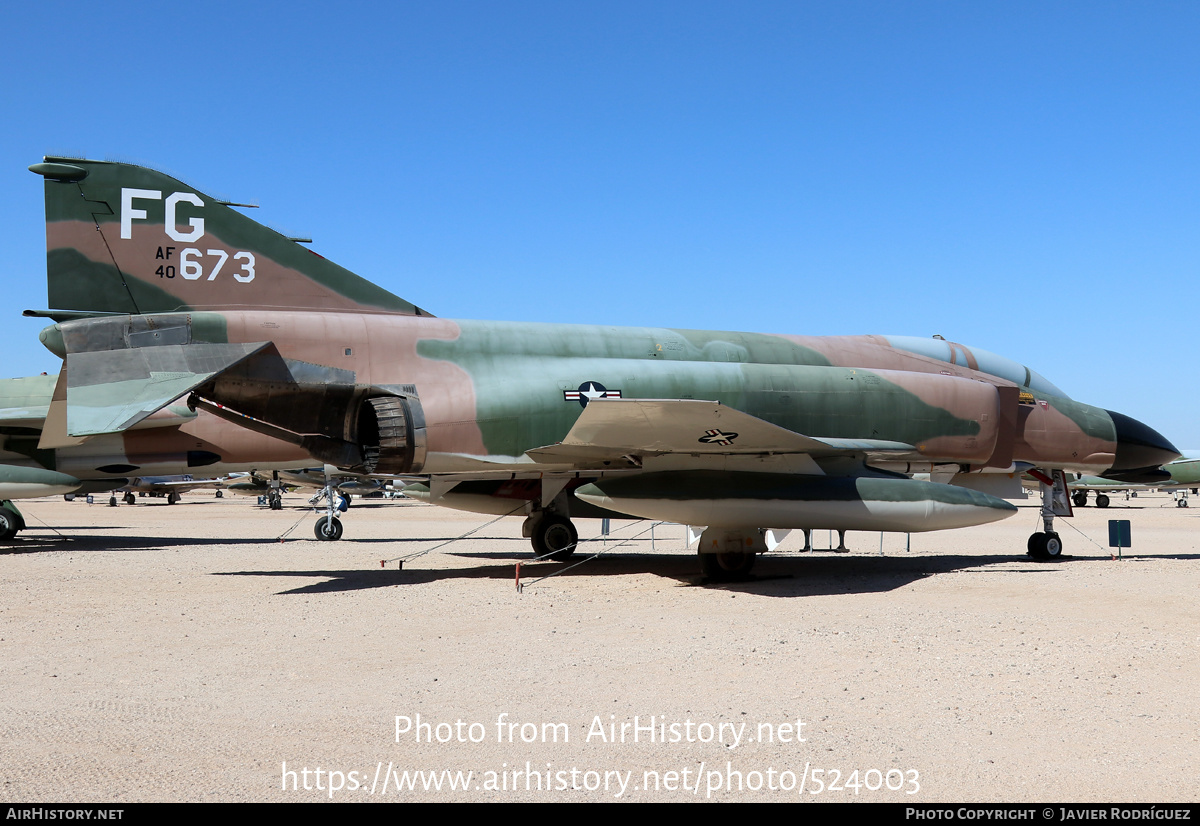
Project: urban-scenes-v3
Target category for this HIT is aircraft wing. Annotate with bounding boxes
[525,399,915,464]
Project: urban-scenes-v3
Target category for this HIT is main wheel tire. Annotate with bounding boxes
[532,515,578,561]
[700,551,757,581]
[0,508,18,540]
[167,492,180,505]
[123,492,136,505]
[1096,494,1110,508]
[1072,491,1088,507]
[314,517,343,541]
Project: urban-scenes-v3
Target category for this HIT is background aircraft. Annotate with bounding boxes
[0,371,387,531]
[0,371,314,537]
[20,158,1179,577]
[1068,457,1200,508]
[224,468,398,510]
[114,474,228,505]
[275,468,397,502]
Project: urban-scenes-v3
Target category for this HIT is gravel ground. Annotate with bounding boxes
[1,489,1198,802]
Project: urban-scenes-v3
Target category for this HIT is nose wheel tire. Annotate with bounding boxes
[1026,531,1063,560]
[314,517,343,541]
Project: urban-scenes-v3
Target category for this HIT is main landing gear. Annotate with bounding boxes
[528,513,578,561]
[522,478,580,561]
[0,501,24,540]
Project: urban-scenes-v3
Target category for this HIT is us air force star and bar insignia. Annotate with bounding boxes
[563,381,622,408]
[699,429,739,446]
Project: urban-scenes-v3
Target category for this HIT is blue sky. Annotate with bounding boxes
[2,2,1198,444]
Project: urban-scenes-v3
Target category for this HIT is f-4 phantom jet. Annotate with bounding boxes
[20,157,1178,577]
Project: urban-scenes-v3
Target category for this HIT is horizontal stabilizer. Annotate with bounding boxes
[526,399,915,463]
[65,342,275,436]
[0,402,50,429]
[0,374,57,435]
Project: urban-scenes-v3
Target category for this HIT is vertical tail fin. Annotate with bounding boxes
[30,157,431,317]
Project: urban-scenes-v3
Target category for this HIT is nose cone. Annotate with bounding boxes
[1105,410,1180,473]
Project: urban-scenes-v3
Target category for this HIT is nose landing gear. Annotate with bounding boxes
[1028,470,1069,561]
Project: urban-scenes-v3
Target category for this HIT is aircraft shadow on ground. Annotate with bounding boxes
[208,549,1200,597]
[11,530,1198,596]
[358,535,527,544]
[336,501,424,509]
[1,525,530,553]
[0,533,283,553]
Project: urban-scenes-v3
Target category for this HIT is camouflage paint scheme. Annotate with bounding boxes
[12,158,1180,566]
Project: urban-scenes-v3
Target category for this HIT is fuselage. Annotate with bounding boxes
[33,311,1175,483]
[208,311,1125,472]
